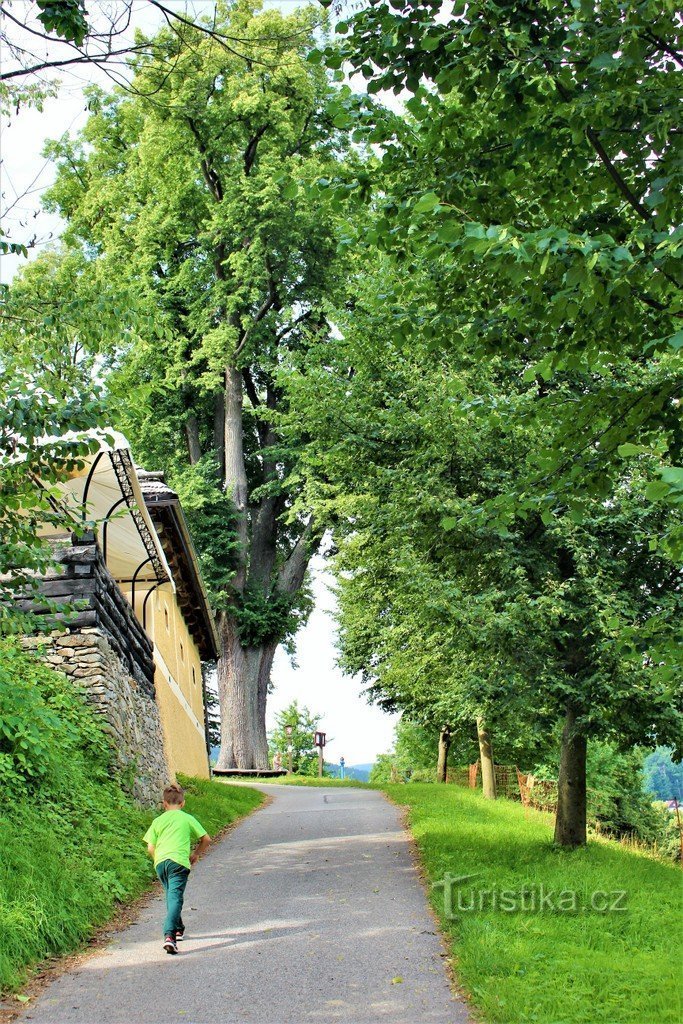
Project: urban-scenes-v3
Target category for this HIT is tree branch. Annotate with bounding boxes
[275,308,315,343]
[187,117,223,201]
[278,519,319,596]
[585,127,651,222]
[244,124,269,176]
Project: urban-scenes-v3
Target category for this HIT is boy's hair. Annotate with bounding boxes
[163,783,185,806]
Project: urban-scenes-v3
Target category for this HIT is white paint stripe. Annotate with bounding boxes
[153,645,206,740]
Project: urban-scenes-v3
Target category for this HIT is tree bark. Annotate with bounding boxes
[554,703,587,847]
[477,717,497,799]
[212,392,225,477]
[215,611,250,769]
[255,640,277,765]
[436,726,451,783]
[185,413,202,465]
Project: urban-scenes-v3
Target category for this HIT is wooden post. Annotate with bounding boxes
[318,745,323,778]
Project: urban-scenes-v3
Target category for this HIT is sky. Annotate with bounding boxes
[1,0,400,766]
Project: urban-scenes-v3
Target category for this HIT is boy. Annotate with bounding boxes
[143,782,210,955]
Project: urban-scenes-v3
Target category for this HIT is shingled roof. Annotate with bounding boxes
[136,470,219,661]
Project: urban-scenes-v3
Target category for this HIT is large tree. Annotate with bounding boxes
[317,0,682,552]
[34,1,353,768]
[282,253,682,846]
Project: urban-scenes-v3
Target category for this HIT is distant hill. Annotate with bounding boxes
[330,762,373,782]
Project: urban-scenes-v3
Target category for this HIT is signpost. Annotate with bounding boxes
[314,730,326,778]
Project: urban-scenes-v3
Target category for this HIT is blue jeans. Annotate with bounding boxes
[156,859,190,938]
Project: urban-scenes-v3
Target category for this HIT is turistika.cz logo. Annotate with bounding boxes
[433,873,628,917]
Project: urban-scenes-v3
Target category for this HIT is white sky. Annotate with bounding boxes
[0,0,399,765]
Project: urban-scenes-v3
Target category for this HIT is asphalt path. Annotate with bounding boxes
[19,784,470,1024]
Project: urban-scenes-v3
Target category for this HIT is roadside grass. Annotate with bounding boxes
[266,774,372,788]
[0,778,263,994]
[177,774,264,833]
[384,783,683,1024]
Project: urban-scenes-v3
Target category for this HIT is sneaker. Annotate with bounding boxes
[163,935,178,955]
[175,929,185,942]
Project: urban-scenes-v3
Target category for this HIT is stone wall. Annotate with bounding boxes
[23,627,169,806]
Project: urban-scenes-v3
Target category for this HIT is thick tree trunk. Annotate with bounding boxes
[476,717,497,799]
[554,704,587,847]
[214,618,276,771]
[215,612,253,768]
[224,365,249,588]
[215,362,317,770]
[436,726,451,783]
[255,640,277,765]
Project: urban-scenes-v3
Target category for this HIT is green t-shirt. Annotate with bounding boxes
[143,809,207,870]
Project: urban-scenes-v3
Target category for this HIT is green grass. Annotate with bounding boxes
[178,773,264,831]
[266,774,373,788]
[383,783,683,1024]
[0,778,263,994]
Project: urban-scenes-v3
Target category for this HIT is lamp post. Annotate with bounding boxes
[339,756,345,781]
[314,731,326,778]
[285,723,294,775]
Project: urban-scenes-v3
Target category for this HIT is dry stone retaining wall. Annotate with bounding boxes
[23,627,168,806]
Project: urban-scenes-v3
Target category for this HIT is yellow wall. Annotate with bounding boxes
[121,582,210,780]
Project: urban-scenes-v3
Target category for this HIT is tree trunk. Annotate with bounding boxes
[185,413,202,465]
[215,363,317,770]
[255,640,277,766]
[436,726,451,783]
[212,392,225,477]
[224,365,249,588]
[476,717,497,799]
[554,703,587,847]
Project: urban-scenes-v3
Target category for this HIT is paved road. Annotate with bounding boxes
[20,784,469,1024]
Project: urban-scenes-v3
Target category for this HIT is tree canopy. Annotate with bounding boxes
[3,0,681,845]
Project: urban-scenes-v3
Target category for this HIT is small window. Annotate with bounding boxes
[164,607,169,631]
[180,642,184,662]
[192,667,196,686]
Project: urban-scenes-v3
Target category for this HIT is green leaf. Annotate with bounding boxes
[617,443,648,457]
[413,192,440,214]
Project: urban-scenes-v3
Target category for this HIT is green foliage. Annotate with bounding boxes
[585,742,669,844]
[0,361,108,635]
[16,3,357,669]
[385,782,683,1024]
[173,458,241,608]
[271,775,369,788]
[268,699,322,774]
[35,0,89,45]
[642,747,683,802]
[0,639,109,791]
[368,754,394,785]
[323,0,682,558]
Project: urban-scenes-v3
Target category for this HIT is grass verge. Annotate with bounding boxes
[265,775,372,788]
[383,783,682,1024]
[0,777,263,995]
